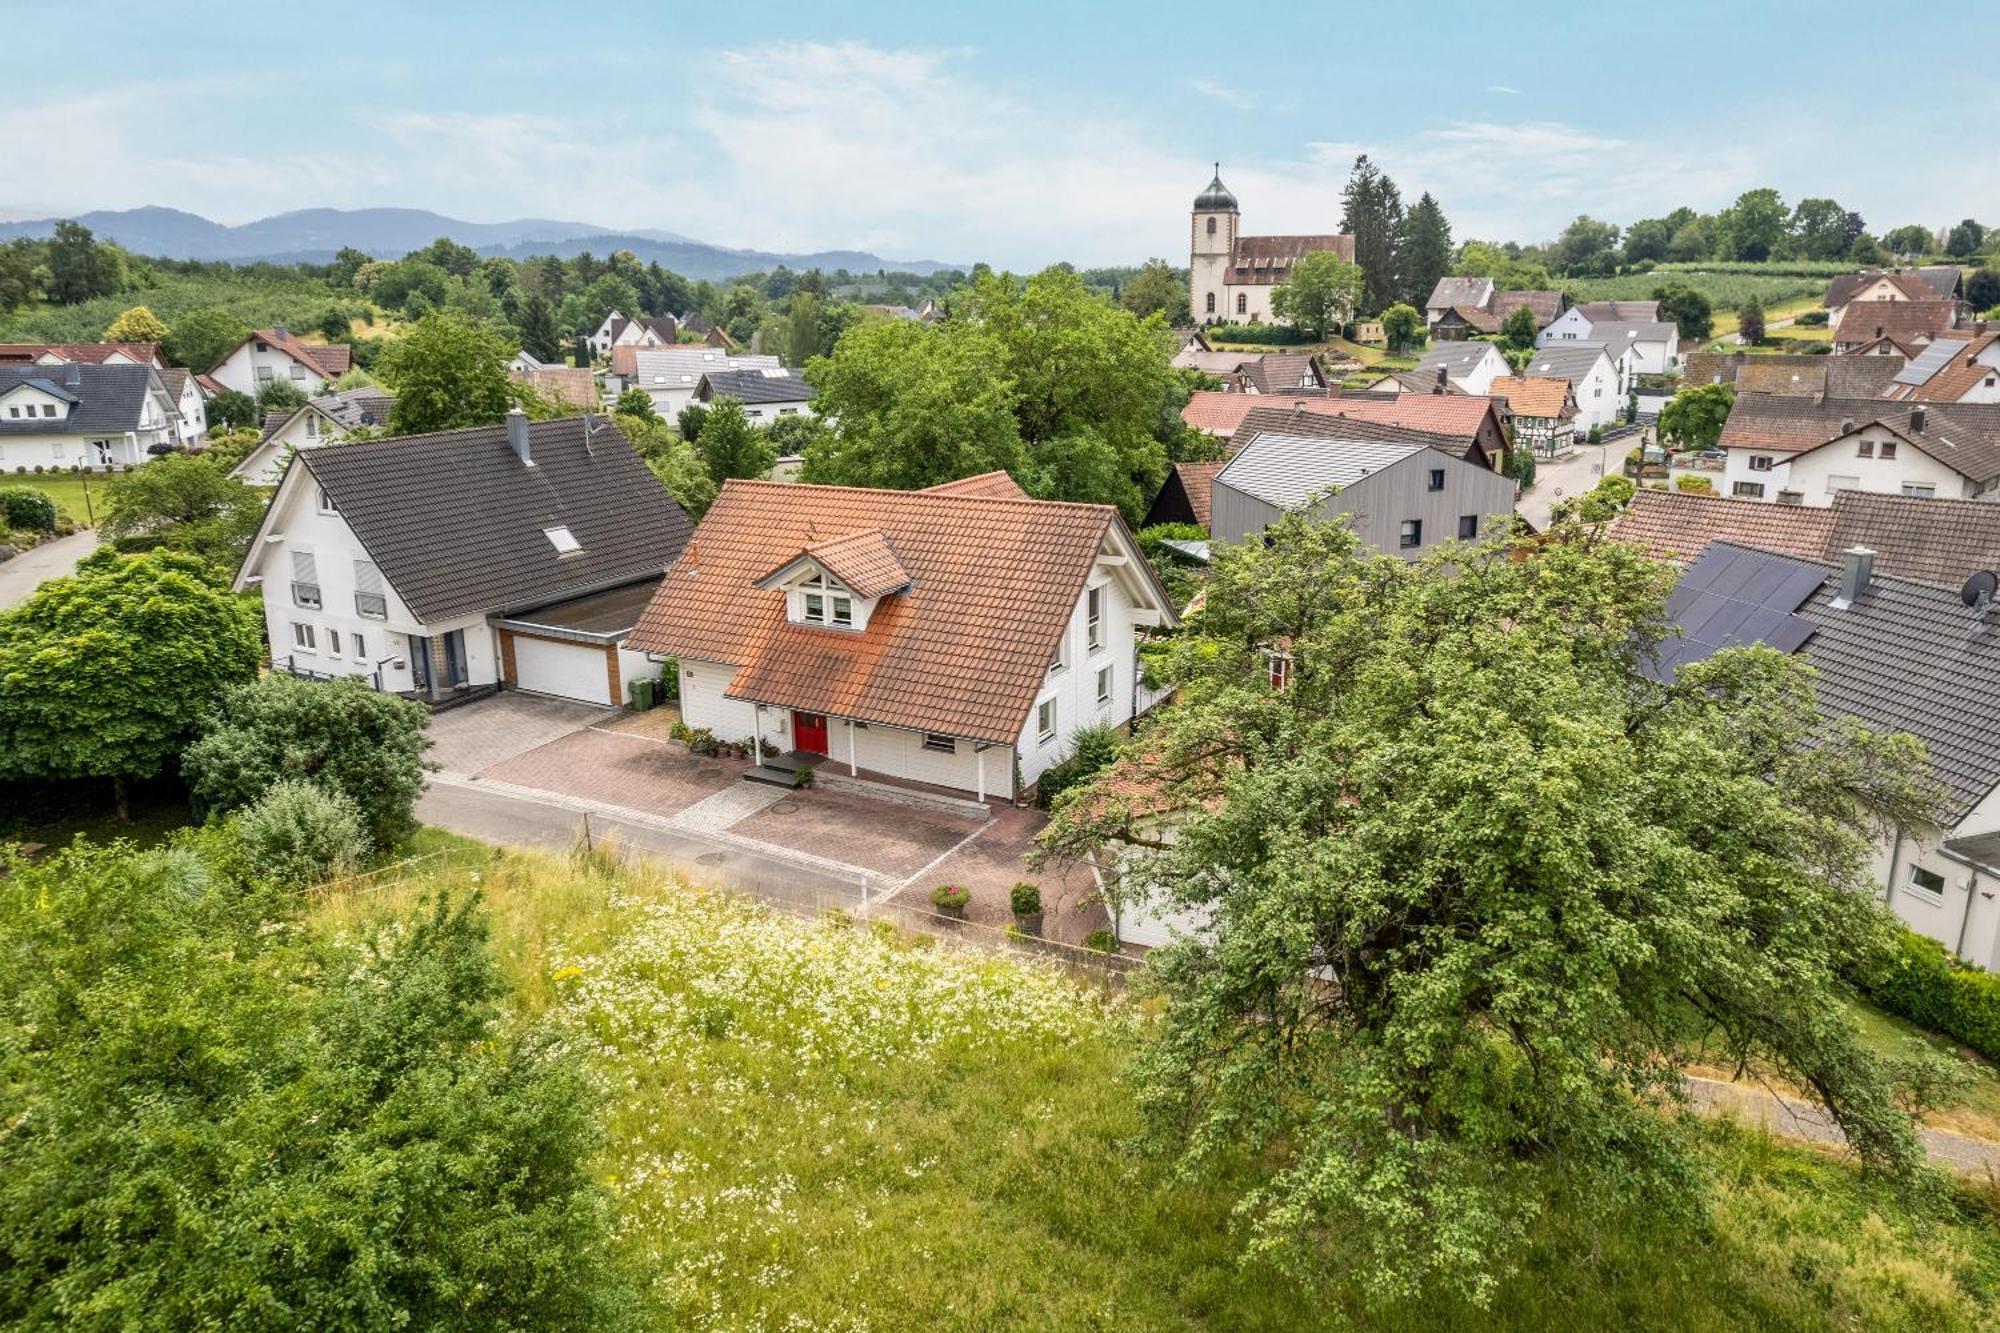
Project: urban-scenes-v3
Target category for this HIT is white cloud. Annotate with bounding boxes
[1188,78,1253,110]
[1487,84,1521,95]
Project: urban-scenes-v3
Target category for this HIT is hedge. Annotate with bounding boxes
[0,486,57,533]
[1199,323,1313,346]
[1868,928,2000,1061]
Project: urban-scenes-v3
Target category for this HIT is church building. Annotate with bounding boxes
[1189,165,1355,327]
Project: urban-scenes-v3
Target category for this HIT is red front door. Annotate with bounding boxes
[792,711,829,756]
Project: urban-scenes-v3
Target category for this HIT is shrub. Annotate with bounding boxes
[657,658,681,703]
[670,720,722,756]
[183,674,431,850]
[1501,447,1537,490]
[1083,928,1117,953]
[1034,724,1122,810]
[1795,309,1830,326]
[231,778,370,890]
[1587,425,1603,444]
[1199,322,1314,346]
[931,884,970,911]
[1010,881,1043,916]
[1867,928,2000,1061]
[1676,474,1715,493]
[0,486,57,533]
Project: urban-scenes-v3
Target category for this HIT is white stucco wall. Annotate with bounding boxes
[1727,422,1989,505]
[1875,783,2000,970]
[209,339,332,397]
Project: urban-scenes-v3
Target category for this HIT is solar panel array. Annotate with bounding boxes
[1648,543,1827,681]
[1894,338,1969,387]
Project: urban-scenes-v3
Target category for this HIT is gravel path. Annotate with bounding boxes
[1686,1075,2000,1175]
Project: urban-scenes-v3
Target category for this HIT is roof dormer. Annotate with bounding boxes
[755,528,911,632]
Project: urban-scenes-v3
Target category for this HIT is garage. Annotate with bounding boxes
[509,632,614,704]
[490,577,663,707]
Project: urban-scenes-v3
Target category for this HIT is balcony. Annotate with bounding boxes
[354,591,387,619]
[291,581,322,609]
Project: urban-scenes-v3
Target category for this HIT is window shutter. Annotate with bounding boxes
[353,559,383,594]
[291,551,318,583]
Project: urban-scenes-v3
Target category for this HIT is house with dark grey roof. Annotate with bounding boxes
[1209,428,1517,554]
[230,387,398,485]
[1655,540,2000,966]
[1409,340,1510,396]
[0,362,178,470]
[1722,400,2000,505]
[693,368,818,421]
[1518,342,1625,433]
[232,409,692,707]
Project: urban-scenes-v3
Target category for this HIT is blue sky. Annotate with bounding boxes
[3,0,1991,267]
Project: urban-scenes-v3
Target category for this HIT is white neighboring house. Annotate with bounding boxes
[157,368,208,446]
[627,472,1177,802]
[1406,340,1510,396]
[229,388,397,485]
[1518,342,1626,433]
[1722,404,2000,506]
[1540,306,1679,376]
[693,368,818,422]
[0,362,177,470]
[588,311,677,360]
[206,327,351,398]
[233,411,693,707]
[1879,330,2000,404]
[617,347,783,420]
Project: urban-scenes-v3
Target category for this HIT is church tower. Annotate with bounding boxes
[1189,164,1238,325]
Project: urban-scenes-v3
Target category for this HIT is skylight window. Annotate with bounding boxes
[544,525,581,554]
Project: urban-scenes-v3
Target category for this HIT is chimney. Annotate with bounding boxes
[1834,546,1875,609]
[1911,406,1927,433]
[1875,325,1884,340]
[1292,398,1308,415]
[505,407,533,467]
[1435,365,1447,391]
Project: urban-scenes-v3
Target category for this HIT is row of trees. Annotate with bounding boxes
[1337,155,1455,316]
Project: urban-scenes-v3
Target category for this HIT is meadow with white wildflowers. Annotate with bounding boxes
[315,843,2000,1332]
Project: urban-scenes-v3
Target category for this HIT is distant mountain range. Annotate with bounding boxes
[0,206,961,280]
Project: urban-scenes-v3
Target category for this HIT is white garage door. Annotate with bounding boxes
[512,634,612,705]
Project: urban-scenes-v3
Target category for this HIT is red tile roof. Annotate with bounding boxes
[1181,389,1345,437]
[1834,300,1960,348]
[1488,375,1573,419]
[1169,460,1224,528]
[0,342,162,367]
[1605,490,1838,564]
[922,470,1031,500]
[629,480,1168,744]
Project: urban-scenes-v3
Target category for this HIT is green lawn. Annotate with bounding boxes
[4,472,105,526]
[312,844,2000,1331]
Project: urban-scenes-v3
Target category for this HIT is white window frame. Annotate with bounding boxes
[1086,585,1104,652]
[316,486,337,515]
[831,595,853,627]
[292,622,316,652]
[1907,864,1947,903]
[326,628,342,658]
[1037,697,1057,744]
[1095,663,1113,705]
[1049,628,1068,673]
[1749,455,1773,472]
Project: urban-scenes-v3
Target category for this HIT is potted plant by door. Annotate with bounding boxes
[931,883,970,920]
[1010,881,1043,936]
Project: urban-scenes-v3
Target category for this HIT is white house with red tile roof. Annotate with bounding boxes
[628,476,1178,800]
[206,327,351,397]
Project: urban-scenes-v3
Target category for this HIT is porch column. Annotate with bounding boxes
[847,719,858,777]
[974,745,985,803]
[752,704,763,766]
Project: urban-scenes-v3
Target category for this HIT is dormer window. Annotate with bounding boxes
[794,572,855,627]
[544,525,581,554]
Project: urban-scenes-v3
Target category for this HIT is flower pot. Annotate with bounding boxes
[936,901,966,920]
[1013,911,1043,937]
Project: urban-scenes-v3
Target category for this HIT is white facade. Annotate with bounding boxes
[1874,781,2000,971]
[1540,312,1678,377]
[170,375,207,444]
[1563,351,1626,433]
[0,378,174,470]
[1724,421,1993,506]
[1409,342,1509,396]
[231,406,361,485]
[209,337,333,398]
[672,552,1164,801]
[623,349,782,420]
[589,311,668,360]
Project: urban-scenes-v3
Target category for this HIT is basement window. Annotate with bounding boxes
[1908,865,1947,902]
[544,525,581,554]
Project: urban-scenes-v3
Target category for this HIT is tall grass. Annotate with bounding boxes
[316,842,2000,1331]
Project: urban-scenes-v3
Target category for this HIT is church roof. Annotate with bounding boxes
[1194,165,1238,212]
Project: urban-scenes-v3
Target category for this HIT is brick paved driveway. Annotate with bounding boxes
[427,693,617,775]
[478,725,742,812]
[731,785,985,879]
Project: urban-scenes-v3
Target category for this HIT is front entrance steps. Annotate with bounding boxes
[742,749,824,788]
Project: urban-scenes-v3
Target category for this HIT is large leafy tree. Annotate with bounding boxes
[1719,188,1788,261]
[183,673,433,849]
[0,841,634,1328]
[1339,155,1404,315]
[1554,214,1621,275]
[100,454,267,573]
[1379,302,1423,354]
[1651,282,1715,342]
[1658,381,1735,450]
[694,397,777,488]
[1040,515,1936,1306]
[46,219,124,304]
[617,411,717,518]
[1119,258,1189,324]
[1882,224,1935,258]
[1946,219,1988,259]
[163,306,250,371]
[1393,192,1453,309]
[381,311,514,435]
[103,305,169,343]
[0,551,261,814]
[1270,251,1363,341]
[1791,197,1858,260]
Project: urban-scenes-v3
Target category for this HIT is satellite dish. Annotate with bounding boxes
[1962,570,1997,608]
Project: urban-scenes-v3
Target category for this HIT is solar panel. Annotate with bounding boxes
[1894,338,1968,386]
[1648,544,1829,681]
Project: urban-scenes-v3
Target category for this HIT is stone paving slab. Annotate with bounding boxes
[729,785,987,880]
[666,782,790,835]
[477,726,740,812]
[428,693,618,775]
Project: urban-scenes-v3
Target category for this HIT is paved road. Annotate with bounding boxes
[1516,439,1629,530]
[0,529,99,608]
[418,776,878,915]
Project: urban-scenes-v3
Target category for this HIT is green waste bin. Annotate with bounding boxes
[629,676,655,710]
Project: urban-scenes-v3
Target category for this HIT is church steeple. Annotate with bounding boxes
[1193,163,1238,212]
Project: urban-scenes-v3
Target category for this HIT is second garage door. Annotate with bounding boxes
[511,633,613,705]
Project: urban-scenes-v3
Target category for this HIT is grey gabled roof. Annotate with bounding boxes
[1415,341,1504,375]
[696,369,817,405]
[0,363,152,435]
[1660,541,2000,822]
[295,415,692,624]
[1425,276,1492,310]
[1521,342,1614,385]
[1215,431,1429,509]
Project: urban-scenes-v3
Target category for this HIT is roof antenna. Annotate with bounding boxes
[581,410,600,455]
[1962,570,1997,629]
